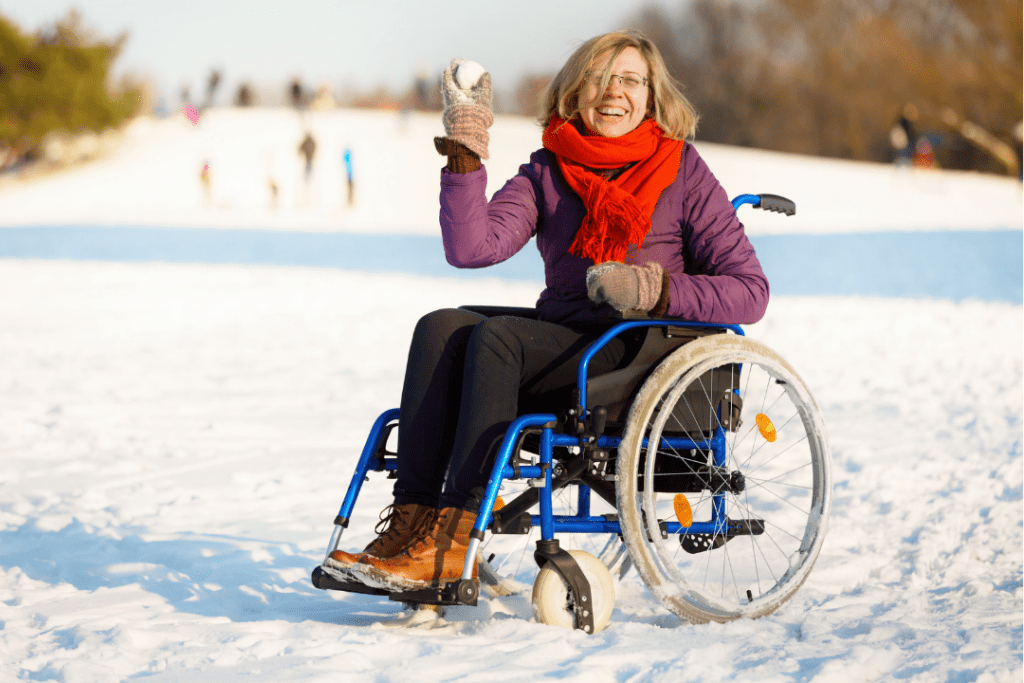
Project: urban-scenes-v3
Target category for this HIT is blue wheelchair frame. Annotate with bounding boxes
[314,193,793,613]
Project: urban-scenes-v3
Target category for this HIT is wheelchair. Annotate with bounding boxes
[311,194,832,632]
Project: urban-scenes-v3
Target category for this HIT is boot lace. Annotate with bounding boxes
[372,504,404,543]
[371,504,439,547]
[403,508,451,552]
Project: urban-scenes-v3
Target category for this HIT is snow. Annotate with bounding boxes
[454,61,487,90]
[0,108,1021,682]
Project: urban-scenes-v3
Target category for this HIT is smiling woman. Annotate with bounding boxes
[323,30,772,596]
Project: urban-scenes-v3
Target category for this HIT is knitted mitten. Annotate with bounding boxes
[437,58,493,163]
[586,261,670,314]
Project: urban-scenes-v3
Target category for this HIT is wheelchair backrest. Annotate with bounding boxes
[584,325,736,434]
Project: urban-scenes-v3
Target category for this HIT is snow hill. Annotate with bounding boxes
[0,107,1020,234]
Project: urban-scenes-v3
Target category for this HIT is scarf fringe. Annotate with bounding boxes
[569,182,648,263]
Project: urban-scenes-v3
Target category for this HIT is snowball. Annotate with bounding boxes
[455,61,486,89]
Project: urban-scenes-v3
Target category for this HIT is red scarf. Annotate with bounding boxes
[542,116,684,263]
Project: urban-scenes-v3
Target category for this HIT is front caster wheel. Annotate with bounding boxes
[531,550,615,633]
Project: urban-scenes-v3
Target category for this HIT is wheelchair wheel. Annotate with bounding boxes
[478,477,629,597]
[617,335,831,623]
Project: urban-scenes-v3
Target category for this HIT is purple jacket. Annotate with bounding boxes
[439,143,769,326]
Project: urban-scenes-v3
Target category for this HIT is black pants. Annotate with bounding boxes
[391,308,629,511]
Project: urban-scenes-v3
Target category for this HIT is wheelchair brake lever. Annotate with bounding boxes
[589,406,608,443]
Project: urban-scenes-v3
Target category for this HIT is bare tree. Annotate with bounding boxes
[629,0,1022,173]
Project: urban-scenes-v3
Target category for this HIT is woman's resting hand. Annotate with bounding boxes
[586,262,666,313]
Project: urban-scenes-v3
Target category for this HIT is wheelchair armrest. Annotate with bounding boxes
[609,310,743,334]
[576,317,744,411]
[611,309,680,321]
[459,305,540,319]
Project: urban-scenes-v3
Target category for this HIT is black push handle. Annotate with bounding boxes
[756,194,796,216]
[730,193,796,216]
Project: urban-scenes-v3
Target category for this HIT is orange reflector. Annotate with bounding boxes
[673,494,693,527]
[756,413,777,442]
[493,495,505,511]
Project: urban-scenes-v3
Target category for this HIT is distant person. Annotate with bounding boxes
[890,104,919,166]
[204,70,221,111]
[312,85,335,111]
[200,162,211,205]
[290,79,305,109]
[913,137,936,169]
[343,147,354,206]
[324,31,769,592]
[299,133,316,180]
[236,84,254,107]
[268,177,279,209]
[154,96,169,118]
[415,67,431,110]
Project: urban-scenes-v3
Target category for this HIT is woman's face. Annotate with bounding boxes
[578,47,651,138]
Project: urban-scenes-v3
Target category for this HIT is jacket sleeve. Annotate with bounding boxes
[438,164,539,268]
[665,155,770,325]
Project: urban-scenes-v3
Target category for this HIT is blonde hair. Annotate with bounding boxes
[539,30,698,140]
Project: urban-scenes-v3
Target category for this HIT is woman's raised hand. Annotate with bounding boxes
[438,58,493,160]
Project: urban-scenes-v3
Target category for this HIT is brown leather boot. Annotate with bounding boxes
[323,503,436,573]
[348,507,478,591]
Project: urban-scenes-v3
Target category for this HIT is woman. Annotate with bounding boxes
[326,31,769,591]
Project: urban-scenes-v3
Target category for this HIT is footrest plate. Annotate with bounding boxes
[679,518,765,555]
[386,579,479,607]
[311,565,390,596]
[311,566,478,606]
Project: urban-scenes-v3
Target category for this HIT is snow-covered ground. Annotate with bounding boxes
[0,109,1021,682]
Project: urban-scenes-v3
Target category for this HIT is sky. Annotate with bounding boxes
[2,0,682,104]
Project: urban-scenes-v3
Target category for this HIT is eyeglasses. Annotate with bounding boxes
[584,71,649,92]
